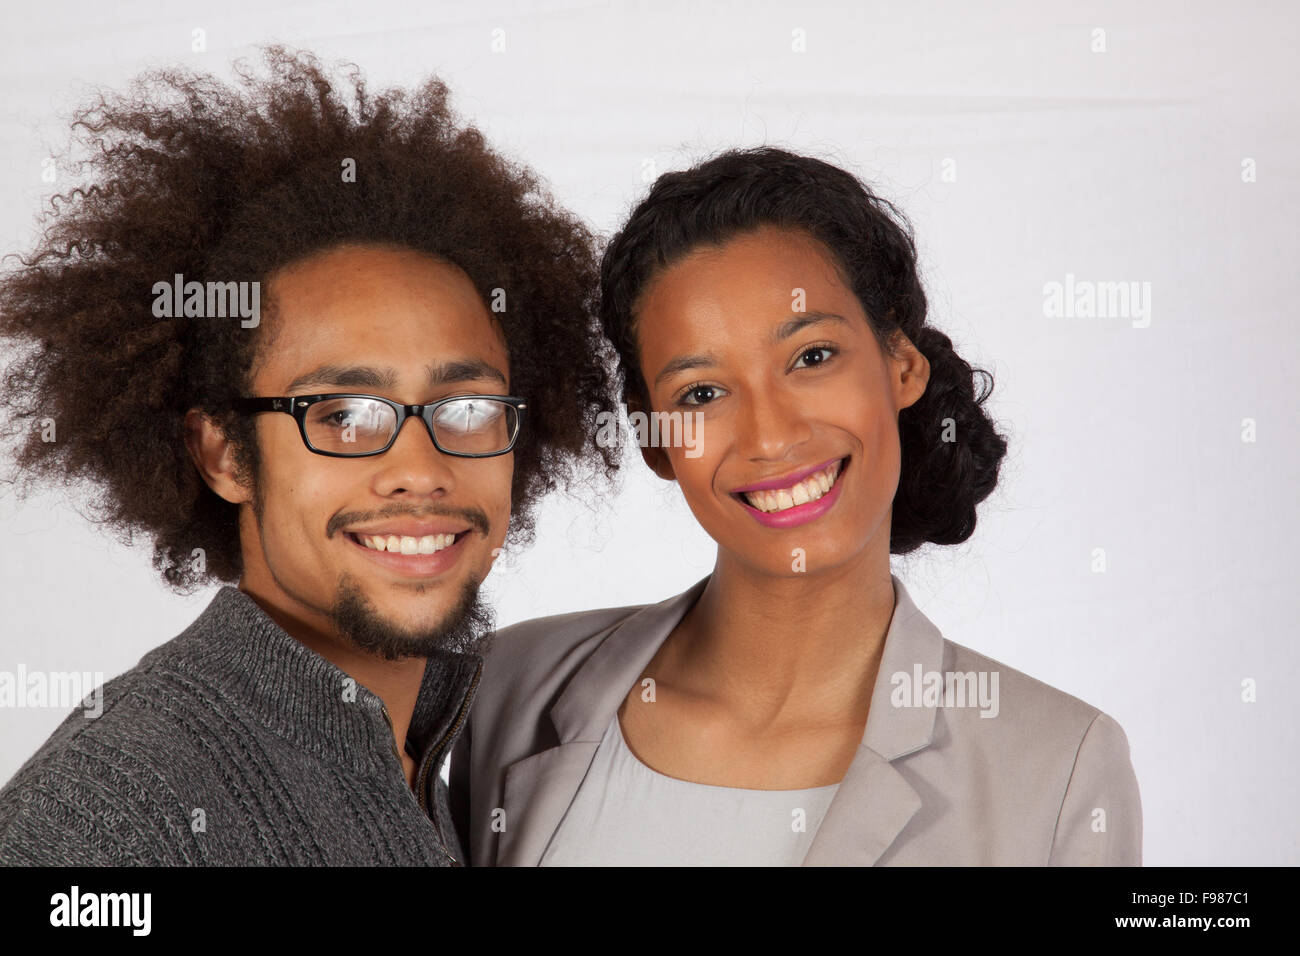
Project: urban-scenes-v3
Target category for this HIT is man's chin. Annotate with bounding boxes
[330,575,495,661]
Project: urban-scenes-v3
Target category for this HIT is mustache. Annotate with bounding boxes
[328,503,491,539]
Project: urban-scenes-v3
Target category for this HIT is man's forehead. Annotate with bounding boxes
[265,245,494,331]
[253,262,509,390]
[280,359,509,393]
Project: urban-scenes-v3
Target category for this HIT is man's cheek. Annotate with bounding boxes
[495,469,515,522]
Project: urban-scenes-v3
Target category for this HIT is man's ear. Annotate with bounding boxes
[887,329,931,412]
[184,409,254,505]
[626,396,676,482]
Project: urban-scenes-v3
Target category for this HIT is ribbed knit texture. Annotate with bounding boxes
[0,586,482,866]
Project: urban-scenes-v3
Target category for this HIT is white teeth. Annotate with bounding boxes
[358,533,456,554]
[742,460,843,513]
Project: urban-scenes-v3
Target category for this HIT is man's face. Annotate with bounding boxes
[234,242,513,658]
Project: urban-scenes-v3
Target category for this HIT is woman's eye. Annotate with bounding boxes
[792,346,835,369]
[680,384,723,406]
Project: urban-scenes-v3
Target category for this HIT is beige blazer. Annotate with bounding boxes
[448,574,1142,866]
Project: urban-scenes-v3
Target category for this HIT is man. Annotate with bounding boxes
[0,46,617,865]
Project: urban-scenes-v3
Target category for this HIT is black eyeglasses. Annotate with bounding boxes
[233,393,527,458]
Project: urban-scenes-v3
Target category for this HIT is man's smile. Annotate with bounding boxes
[342,521,477,578]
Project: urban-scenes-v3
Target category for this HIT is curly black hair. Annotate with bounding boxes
[598,146,1008,555]
[0,45,619,591]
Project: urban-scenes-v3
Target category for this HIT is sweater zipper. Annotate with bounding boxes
[415,659,483,859]
[378,700,457,865]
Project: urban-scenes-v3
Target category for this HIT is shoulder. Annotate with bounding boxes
[931,638,1142,863]
[942,637,1102,728]
[474,602,647,706]
[0,651,209,865]
[933,635,1138,761]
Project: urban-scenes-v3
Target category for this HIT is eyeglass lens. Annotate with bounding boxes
[303,397,517,455]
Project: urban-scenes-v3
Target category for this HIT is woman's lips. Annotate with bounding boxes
[344,529,471,578]
[734,457,849,529]
[730,456,845,494]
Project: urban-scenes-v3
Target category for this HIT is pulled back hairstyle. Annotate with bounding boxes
[599,146,1008,554]
[0,46,619,591]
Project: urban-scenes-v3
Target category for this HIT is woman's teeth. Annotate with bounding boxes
[358,533,457,554]
[742,460,842,513]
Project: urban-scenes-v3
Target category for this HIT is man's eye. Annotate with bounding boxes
[680,384,723,406]
[322,411,354,428]
[792,346,836,369]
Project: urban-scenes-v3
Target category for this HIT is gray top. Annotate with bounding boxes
[0,586,482,866]
[540,714,840,866]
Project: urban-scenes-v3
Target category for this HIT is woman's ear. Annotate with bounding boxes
[626,396,677,482]
[887,330,931,412]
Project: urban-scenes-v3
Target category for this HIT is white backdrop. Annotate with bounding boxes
[1,0,1296,866]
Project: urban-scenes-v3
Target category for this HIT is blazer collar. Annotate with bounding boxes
[502,573,945,866]
[548,577,709,745]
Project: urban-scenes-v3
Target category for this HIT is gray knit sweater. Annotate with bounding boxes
[0,586,482,866]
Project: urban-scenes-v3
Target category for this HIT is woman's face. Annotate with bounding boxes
[634,226,929,580]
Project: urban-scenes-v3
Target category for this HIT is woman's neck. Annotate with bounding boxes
[662,546,897,730]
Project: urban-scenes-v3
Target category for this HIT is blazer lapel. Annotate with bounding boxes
[496,578,711,866]
[801,748,922,866]
[497,743,602,865]
[802,574,945,866]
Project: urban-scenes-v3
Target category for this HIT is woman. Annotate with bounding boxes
[449,147,1141,866]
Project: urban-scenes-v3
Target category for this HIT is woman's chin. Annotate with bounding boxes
[714,539,867,580]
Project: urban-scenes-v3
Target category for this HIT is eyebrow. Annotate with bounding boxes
[651,311,849,387]
[770,311,848,343]
[653,352,719,387]
[285,359,508,393]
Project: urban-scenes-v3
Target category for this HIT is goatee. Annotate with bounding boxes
[329,574,494,661]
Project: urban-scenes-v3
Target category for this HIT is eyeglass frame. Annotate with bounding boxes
[232,393,528,459]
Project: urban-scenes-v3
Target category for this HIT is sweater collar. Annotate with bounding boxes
[155,586,483,779]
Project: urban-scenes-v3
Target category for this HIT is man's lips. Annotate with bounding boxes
[342,521,472,538]
[343,528,473,577]
[344,529,472,552]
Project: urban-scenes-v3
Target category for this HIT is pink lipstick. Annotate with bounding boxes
[733,456,849,529]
